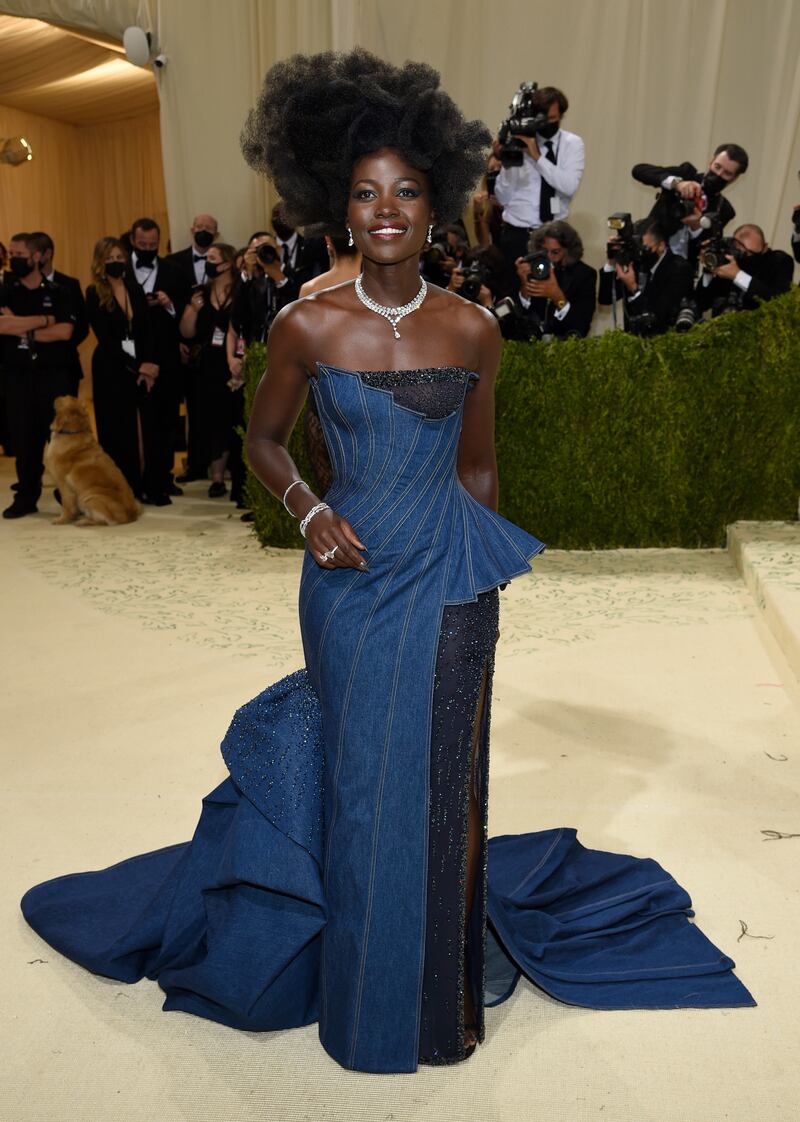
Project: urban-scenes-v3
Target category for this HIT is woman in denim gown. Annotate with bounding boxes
[21,50,753,1074]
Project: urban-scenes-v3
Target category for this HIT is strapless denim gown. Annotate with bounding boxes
[21,363,754,1074]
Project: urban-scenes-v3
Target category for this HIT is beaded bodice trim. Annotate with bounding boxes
[356,366,476,419]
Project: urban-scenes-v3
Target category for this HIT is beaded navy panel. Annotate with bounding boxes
[418,588,499,1065]
[356,367,476,419]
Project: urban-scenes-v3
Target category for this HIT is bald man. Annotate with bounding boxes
[696,222,794,314]
[167,213,220,288]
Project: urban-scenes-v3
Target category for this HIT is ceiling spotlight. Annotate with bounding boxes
[0,137,33,166]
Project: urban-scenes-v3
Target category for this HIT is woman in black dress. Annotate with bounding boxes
[86,238,158,497]
[179,244,244,501]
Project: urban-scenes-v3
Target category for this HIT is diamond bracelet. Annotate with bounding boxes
[299,502,330,538]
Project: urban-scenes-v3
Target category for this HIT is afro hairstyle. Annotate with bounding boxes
[241,48,491,230]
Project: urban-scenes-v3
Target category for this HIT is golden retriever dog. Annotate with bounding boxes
[45,396,141,526]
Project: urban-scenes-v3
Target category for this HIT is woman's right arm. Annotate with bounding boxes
[246,305,367,571]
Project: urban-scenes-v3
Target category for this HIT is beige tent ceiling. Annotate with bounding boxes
[0,14,157,125]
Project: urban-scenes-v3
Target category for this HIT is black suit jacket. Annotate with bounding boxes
[281,235,329,299]
[126,257,189,372]
[85,276,156,371]
[165,245,206,289]
[632,161,736,244]
[230,273,296,345]
[52,270,88,387]
[598,249,694,335]
[695,248,795,313]
[520,259,597,338]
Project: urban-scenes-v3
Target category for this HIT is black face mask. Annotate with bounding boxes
[105,261,126,279]
[640,247,660,270]
[272,219,294,242]
[134,248,157,266]
[194,229,214,249]
[702,171,727,196]
[10,256,34,278]
[537,121,559,140]
[205,261,224,279]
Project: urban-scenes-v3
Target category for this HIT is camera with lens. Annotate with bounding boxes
[459,261,489,303]
[711,288,746,317]
[698,214,740,273]
[256,242,278,266]
[521,251,551,281]
[674,297,700,334]
[650,171,727,236]
[491,295,544,342]
[627,309,658,337]
[606,213,644,268]
[651,189,698,234]
[497,82,550,168]
[421,240,454,270]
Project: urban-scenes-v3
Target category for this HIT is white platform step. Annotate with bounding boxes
[728,520,800,681]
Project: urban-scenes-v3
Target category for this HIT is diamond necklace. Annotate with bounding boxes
[354,274,427,339]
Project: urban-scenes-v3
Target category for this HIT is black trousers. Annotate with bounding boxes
[141,368,181,499]
[5,365,74,505]
[499,222,534,274]
[92,355,143,497]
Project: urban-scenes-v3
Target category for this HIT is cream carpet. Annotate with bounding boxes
[3,462,799,1122]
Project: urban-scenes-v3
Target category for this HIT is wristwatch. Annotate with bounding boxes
[555,298,568,311]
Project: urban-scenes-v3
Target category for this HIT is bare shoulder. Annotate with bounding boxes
[268,282,356,370]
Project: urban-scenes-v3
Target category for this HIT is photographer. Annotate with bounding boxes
[632,144,748,262]
[696,223,794,315]
[447,246,499,308]
[514,220,596,339]
[493,85,585,272]
[598,219,693,336]
[420,224,469,288]
[228,231,294,351]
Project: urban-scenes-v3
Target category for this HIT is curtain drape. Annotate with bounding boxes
[0,103,168,288]
[3,0,799,277]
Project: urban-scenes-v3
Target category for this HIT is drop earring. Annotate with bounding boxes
[347,227,354,248]
[427,224,433,244]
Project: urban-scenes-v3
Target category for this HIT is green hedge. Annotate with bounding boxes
[243,288,800,549]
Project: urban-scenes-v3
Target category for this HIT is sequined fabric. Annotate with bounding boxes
[356,366,475,418]
[418,590,499,1065]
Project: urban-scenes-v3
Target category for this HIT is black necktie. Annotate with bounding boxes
[193,253,206,263]
[539,140,557,223]
[282,244,291,269]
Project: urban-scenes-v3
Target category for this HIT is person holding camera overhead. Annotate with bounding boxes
[632,144,749,263]
[514,220,596,339]
[695,223,794,316]
[598,219,693,336]
[492,84,585,273]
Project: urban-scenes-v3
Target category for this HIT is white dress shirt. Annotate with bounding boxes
[131,251,175,315]
[191,248,208,285]
[494,127,585,229]
[276,231,299,270]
